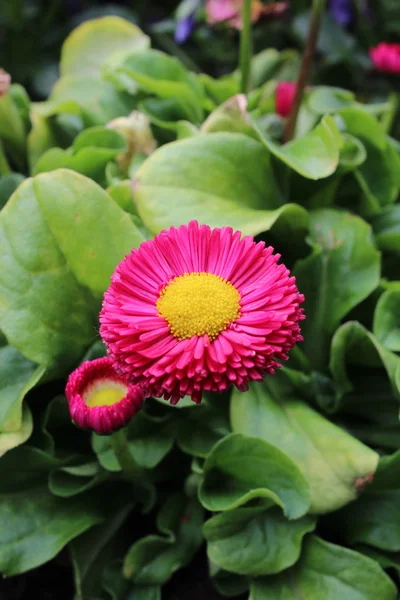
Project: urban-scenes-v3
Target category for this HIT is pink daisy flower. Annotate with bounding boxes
[65,357,144,435]
[206,0,288,30]
[369,43,400,74]
[100,221,304,406]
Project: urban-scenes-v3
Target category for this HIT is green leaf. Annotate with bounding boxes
[201,95,258,139]
[93,411,174,470]
[123,493,204,585]
[250,48,300,89]
[0,404,33,458]
[230,381,379,514]
[199,73,239,106]
[249,536,397,600]
[42,76,138,127]
[106,180,148,239]
[330,321,400,403]
[373,284,400,351]
[337,107,400,216]
[176,395,231,458]
[28,111,58,171]
[210,567,249,598]
[102,561,162,600]
[49,460,109,497]
[0,87,27,171]
[204,505,315,576]
[307,86,355,115]
[334,450,400,551]
[114,50,203,124]
[71,503,133,600]
[0,345,45,432]
[60,16,149,78]
[252,115,341,180]
[0,173,24,209]
[199,433,310,518]
[372,205,400,251]
[134,132,309,238]
[0,170,142,369]
[0,483,105,576]
[294,209,380,369]
[34,126,127,184]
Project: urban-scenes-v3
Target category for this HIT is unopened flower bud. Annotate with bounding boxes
[107,111,157,172]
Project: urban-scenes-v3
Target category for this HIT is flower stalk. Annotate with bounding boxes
[110,428,141,480]
[240,0,253,94]
[283,0,326,142]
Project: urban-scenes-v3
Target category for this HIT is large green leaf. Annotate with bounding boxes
[337,107,400,216]
[330,321,400,403]
[41,77,138,127]
[0,446,105,575]
[134,132,308,238]
[0,169,142,369]
[113,50,204,124]
[0,404,33,458]
[334,450,400,551]
[199,433,310,518]
[231,381,379,514]
[0,174,24,210]
[123,493,204,585]
[373,285,400,351]
[60,16,149,78]
[252,115,341,180]
[71,504,133,600]
[0,345,45,432]
[34,18,149,130]
[293,209,380,369]
[372,206,400,251]
[249,536,397,600]
[204,505,315,576]
[49,460,109,497]
[34,126,127,185]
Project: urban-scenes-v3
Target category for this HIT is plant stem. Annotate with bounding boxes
[240,0,252,94]
[283,0,325,142]
[0,141,11,176]
[381,93,398,135]
[110,428,140,480]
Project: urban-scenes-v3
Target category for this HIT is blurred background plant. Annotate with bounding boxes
[1,0,400,102]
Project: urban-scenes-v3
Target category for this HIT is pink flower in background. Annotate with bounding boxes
[0,69,10,97]
[206,0,288,29]
[369,43,400,74]
[65,357,144,434]
[275,81,297,117]
[100,221,304,406]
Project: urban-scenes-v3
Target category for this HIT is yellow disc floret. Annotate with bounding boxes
[157,272,241,341]
[84,381,127,408]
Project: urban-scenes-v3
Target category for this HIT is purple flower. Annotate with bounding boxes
[174,14,195,43]
[329,0,353,26]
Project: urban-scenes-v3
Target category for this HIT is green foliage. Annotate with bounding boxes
[1,12,400,600]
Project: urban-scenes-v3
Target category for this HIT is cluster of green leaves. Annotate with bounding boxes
[1,14,400,600]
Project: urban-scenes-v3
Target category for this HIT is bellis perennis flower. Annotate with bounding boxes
[206,0,288,30]
[100,221,304,406]
[369,43,400,74]
[65,357,144,435]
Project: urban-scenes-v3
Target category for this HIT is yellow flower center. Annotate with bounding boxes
[84,381,127,408]
[157,272,241,341]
